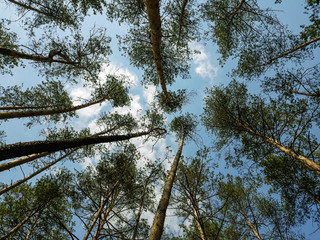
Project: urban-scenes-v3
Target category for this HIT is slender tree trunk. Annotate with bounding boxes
[0,47,75,65]
[228,0,246,24]
[262,35,320,66]
[0,210,38,240]
[144,0,170,103]
[0,152,50,172]
[0,128,163,161]
[177,0,189,39]
[192,206,207,240]
[0,97,107,120]
[132,170,155,240]
[83,181,119,240]
[92,191,119,240]
[0,150,75,195]
[148,131,185,240]
[295,179,320,205]
[239,209,263,240]
[235,120,320,176]
[25,214,41,240]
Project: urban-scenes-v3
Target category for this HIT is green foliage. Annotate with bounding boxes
[156,89,191,113]
[91,74,130,107]
[300,0,320,42]
[170,113,198,140]
[202,80,320,165]
[34,27,111,82]
[0,80,72,109]
[6,0,107,31]
[0,21,20,75]
[0,170,75,239]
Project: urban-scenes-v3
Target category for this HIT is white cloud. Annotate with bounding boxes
[190,43,218,83]
[99,63,139,86]
[143,85,157,106]
[110,94,142,118]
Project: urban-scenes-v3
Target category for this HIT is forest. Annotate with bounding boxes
[0,0,320,239]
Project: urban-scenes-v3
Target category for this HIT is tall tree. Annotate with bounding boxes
[0,170,75,240]
[202,80,320,176]
[148,113,197,240]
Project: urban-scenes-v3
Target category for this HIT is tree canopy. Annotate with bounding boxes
[1,0,320,239]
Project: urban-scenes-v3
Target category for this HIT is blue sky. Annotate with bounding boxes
[1,1,320,239]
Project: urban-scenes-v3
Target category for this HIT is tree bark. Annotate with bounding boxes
[0,209,37,240]
[192,206,207,240]
[0,151,75,195]
[0,152,50,172]
[25,213,41,240]
[235,120,320,176]
[83,181,119,240]
[262,35,320,66]
[132,168,157,240]
[228,0,246,25]
[177,0,189,39]
[148,131,185,240]
[0,47,76,65]
[239,209,263,240]
[0,97,108,120]
[0,128,163,161]
[144,0,170,103]
[92,191,119,240]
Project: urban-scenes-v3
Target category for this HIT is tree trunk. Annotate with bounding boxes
[192,206,207,240]
[0,97,107,120]
[83,181,119,240]
[235,120,320,176]
[0,128,163,161]
[0,150,75,195]
[25,214,41,240]
[0,47,76,65]
[262,35,320,66]
[239,209,263,240]
[228,0,246,24]
[0,152,50,172]
[92,191,119,240]
[144,0,170,103]
[148,131,185,240]
[132,169,156,240]
[0,210,38,240]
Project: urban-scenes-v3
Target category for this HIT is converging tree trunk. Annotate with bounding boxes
[192,206,207,240]
[83,181,119,240]
[0,209,38,240]
[0,97,108,120]
[0,150,75,195]
[148,130,185,240]
[262,35,320,66]
[0,128,163,161]
[239,209,263,240]
[144,0,170,103]
[235,120,320,176]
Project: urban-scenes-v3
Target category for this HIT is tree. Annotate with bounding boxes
[172,148,216,240]
[72,144,157,239]
[216,176,304,240]
[1,0,320,238]
[148,113,197,240]
[0,170,75,240]
[202,80,320,176]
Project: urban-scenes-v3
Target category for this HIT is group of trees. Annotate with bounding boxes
[0,0,320,239]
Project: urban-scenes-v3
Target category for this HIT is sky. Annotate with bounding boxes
[1,1,320,239]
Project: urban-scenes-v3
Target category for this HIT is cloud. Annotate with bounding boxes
[143,85,157,106]
[99,63,139,86]
[190,43,218,83]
